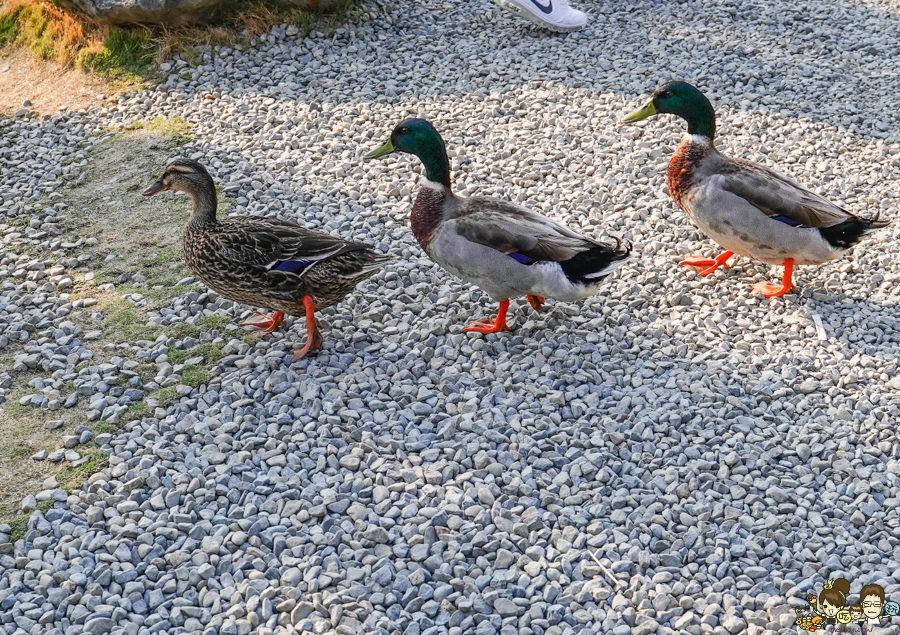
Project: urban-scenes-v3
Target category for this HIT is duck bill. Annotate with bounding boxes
[621,100,657,124]
[364,139,395,159]
[142,180,167,197]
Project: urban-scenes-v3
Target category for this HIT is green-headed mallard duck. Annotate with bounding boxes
[142,159,392,360]
[622,81,889,297]
[365,119,629,333]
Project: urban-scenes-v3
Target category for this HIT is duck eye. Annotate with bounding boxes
[398,127,409,135]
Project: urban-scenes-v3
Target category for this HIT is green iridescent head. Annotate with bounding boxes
[622,81,717,139]
[365,118,452,187]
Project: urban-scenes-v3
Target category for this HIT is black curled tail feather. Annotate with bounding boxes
[559,239,631,282]
[818,215,890,250]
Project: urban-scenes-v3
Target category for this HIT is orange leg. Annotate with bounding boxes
[681,250,735,276]
[291,296,322,361]
[240,310,285,333]
[464,300,510,334]
[527,295,545,311]
[752,259,795,298]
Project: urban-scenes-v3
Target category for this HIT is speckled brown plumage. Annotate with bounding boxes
[181,216,390,314]
[143,158,392,359]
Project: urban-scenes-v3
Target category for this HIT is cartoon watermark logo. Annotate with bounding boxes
[792,579,898,632]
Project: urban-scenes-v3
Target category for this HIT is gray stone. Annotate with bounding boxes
[84,616,116,634]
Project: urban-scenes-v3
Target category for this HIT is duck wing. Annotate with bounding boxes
[211,217,374,276]
[451,197,601,262]
[710,153,854,228]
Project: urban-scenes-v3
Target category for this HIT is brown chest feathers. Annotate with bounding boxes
[667,137,712,209]
[411,186,447,252]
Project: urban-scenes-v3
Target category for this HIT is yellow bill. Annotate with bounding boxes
[364,139,395,159]
[621,100,657,124]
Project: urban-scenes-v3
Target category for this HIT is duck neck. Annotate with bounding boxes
[420,151,451,188]
[682,100,716,140]
[184,182,218,230]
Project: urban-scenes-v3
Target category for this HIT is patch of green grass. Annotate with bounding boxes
[181,365,211,387]
[0,10,18,48]
[3,402,29,421]
[36,498,53,513]
[168,315,232,340]
[195,314,234,331]
[2,389,32,421]
[136,363,156,382]
[153,387,177,407]
[55,449,107,494]
[93,422,115,435]
[101,302,161,342]
[146,117,192,144]
[7,513,27,542]
[142,245,183,267]
[124,118,193,145]
[77,28,157,84]
[167,342,225,365]
[91,125,119,138]
[122,401,150,422]
[8,444,35,461]
[143,285,196,308]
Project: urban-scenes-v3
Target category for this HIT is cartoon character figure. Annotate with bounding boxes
[850,604,863,624]
[860,583,885,625]
[819,578,851,625]
[796,615,826,632]
[808,592,818,615]
[794,604,817,631]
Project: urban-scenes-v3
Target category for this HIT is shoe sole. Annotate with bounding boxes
[491,0,584,32]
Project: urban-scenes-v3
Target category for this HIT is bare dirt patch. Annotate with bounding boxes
[0,48,108,116]
[0,124,213,534]
[65,125,193,288]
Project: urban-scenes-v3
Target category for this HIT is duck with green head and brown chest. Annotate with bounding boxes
[622,81,889,297]
[365,118,630,333]
[142,158,392,360]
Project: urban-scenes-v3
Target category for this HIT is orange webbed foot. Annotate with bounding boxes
[751,281,794,298]
[464,320,508,334]
[290,297,321,362]
[681,251,734,276]
[463,300,510,334]
[240,310,285,333]
[291,327,322,361]
[527,295,545,312]
[752,259,795,298]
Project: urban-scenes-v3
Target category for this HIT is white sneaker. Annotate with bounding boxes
[492,0,588,32]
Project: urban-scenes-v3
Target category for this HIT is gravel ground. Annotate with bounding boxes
[2,0,900,634]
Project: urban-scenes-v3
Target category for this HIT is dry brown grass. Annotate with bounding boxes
[1,0,356,80]
[153,0,353,63]
[0,0,98,63]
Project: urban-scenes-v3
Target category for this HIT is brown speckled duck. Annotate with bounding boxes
[143,159,392,360]
[622,81,889,297]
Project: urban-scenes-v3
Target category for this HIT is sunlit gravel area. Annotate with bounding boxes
[2,0,900,634]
